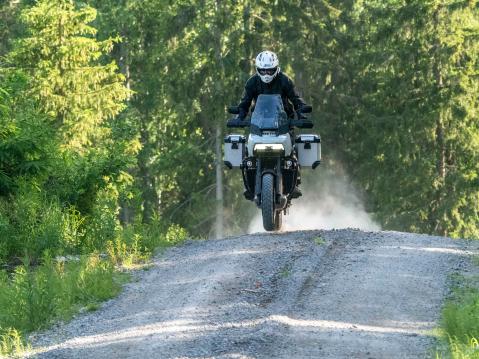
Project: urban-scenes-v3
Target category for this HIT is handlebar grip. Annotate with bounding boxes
[302,121,314,129]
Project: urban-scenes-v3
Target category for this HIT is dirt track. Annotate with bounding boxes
[25,229,478,358]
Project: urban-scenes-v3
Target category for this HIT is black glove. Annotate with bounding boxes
[227,117,250,128]
[301,120,314,129]
[237,108,248,121]
[296,111,307,120]
[227,118,239,127]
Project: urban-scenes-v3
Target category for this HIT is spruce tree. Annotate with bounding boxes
[8,0,130,149]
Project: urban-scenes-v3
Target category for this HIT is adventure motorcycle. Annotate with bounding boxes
[224,94,321,231]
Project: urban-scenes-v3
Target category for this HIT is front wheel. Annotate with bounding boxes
[262,173,276,231]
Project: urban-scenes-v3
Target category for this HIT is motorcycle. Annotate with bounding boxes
[224,94,321,231]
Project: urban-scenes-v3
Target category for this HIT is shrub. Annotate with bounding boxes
[83,185,122,253]
[0,188,65,265]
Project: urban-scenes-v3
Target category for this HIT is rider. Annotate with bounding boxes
[237,50,309,199]
[237,50,309,121]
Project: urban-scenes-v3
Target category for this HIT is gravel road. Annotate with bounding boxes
[24,229,478,358]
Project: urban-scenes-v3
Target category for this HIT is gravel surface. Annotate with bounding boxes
[23,229,479,358]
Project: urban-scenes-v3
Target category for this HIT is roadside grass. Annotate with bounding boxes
[313,236,326,245]
[0,254,127,357]
[0,223,189,357]
[436,267,479,358]
[280,264,292,278]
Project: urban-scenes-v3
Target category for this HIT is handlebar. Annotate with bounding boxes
[227,118,313,129]
[290,119,314,129]
[226,118,251,128]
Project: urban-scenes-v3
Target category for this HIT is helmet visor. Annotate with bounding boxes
[258,67,277,76]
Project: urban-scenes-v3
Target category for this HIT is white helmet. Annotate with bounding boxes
[255,51,280,83]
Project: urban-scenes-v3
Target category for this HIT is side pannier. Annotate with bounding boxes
[295,134,321,169]
[224,134,246,169]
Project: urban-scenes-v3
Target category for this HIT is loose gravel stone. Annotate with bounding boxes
[23,229,479,359]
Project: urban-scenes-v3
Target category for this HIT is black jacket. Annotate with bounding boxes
[238,72,306,119]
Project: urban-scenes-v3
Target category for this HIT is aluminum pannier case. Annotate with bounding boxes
[224,134,246,169]
[295,134,321,169]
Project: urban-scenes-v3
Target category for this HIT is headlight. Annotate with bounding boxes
[253,143,285,156]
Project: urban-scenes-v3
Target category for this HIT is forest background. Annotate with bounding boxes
[0,0,478,356]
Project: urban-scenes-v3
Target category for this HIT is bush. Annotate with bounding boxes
[0,185,90,266]
[83,184,122,253]
[0,188,64,265]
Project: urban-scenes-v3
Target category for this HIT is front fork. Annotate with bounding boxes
[254,158,287,209]
[254,158,262,206]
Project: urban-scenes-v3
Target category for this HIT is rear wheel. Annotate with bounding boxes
[261,174,275,231]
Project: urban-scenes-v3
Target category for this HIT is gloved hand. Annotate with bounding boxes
[301,120,314,128]
[296,111,307,120]
[227,117,249,128]
[227,118,240,127]
[237,109,247,121]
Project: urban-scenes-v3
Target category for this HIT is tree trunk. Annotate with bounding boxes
[117,33,134,224]
[215,125,224,239]
[139,111,159,224]
[214,0,224,239]
[432,5,447,236]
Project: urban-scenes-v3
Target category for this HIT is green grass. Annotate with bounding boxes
[436,270,479,359]
[0,255,127,338]
[0,221,188,357]
[0,254,130,357]
[280,264,292,278]
[0,328,28,357]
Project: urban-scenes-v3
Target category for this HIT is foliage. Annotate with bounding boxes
[332,0,479,238]
[107,222,188,267]
[446,338,479,359]
[0,72,58,197]
[0,327,26,357]
[8,0,131,149]
[1,0,479,354]
[437,274,479,358]
[443,287,479,344]
[0,187,65,265]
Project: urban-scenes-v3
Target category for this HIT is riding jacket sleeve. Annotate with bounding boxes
[237,76,257,119]
[283,74,306,111]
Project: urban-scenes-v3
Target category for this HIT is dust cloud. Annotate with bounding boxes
[248,169,380,233]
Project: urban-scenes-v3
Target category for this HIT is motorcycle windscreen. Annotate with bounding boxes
[250,95,289,135]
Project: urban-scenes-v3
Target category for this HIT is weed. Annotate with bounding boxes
[0,254,127,356]
[85,303,100,312]
[437,261,479,358]
[313,236,326,245]
[280,264,292,278]
[0,328,27,357]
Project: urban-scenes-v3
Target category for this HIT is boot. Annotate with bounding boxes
[243,190,254,201]
[291,186,302,198]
